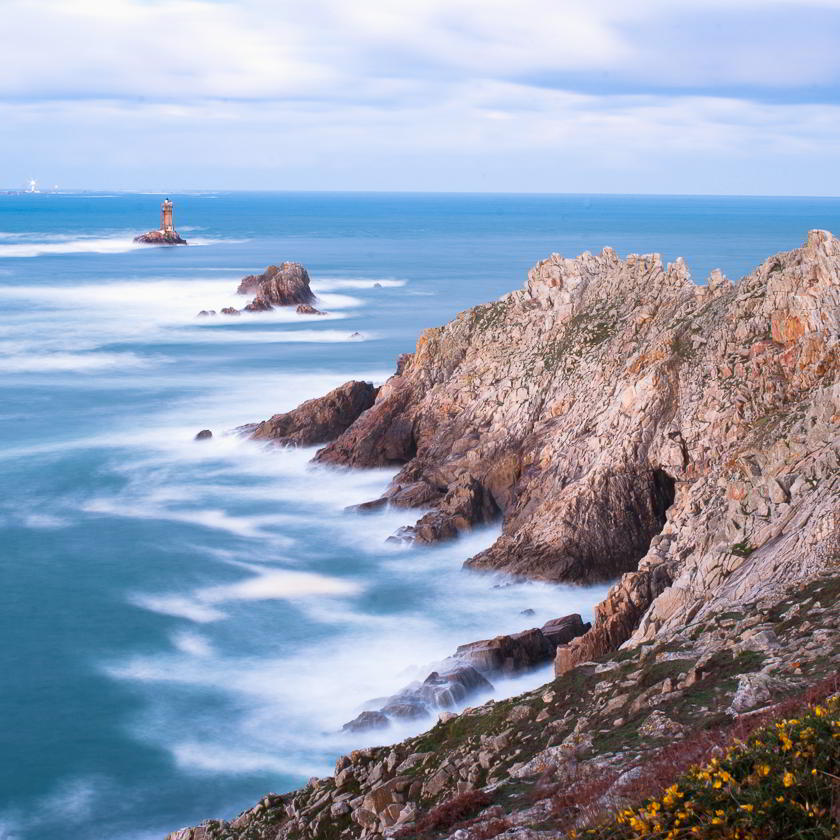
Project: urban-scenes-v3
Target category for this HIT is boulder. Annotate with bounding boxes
[540,614,591,646]
[455,618,589,676]
[194,429,213,441]
[296,304,327,316]
[220,307,240,316]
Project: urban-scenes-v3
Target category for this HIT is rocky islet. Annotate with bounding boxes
[200,262,327,317]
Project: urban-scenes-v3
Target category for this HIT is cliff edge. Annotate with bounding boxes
[167,233,839,840]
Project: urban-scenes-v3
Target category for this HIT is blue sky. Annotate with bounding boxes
[3,0,840,194]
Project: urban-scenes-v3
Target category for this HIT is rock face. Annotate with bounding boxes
[133,230,187,245]
[309,233,837,616]
[242,380,378,447]
[238,263,315,310]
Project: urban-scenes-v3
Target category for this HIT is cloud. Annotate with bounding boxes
[3,0,840,192]
[6,0,840,104]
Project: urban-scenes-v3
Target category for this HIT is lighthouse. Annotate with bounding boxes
[133,198,187,245]
[161,199,174,234]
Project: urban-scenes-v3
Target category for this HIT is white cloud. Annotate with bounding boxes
[3,0,840,192]
[5,0,840,103]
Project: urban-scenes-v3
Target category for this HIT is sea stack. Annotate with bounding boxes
[134,198,187,245]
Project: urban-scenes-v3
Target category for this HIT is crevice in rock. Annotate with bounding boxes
[651,467,677,531]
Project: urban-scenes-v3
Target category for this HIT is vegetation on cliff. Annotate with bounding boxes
[580,689,840,840]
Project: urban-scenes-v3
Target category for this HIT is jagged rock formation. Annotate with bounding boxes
[167,233,839,840]
[316,231,837,597]
[239,263,316,310]
[134,230,187,245]
[241,380,378,447]
[342,615,590,732]
[344,667,493,732]
[204,263,319,316]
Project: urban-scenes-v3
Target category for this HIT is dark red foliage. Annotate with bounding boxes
[394,789,494,838]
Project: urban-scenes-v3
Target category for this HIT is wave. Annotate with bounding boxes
[0,233,233,258]
[311,277,407,291]
[128,594,226,624]
[0,350,153,373]
[0,234,144,258]
[171,742,322,776]
[0,279,361,331]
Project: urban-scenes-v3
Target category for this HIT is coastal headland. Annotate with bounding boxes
[169,231,839,840]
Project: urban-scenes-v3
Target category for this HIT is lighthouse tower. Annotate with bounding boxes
[160,199,174,234]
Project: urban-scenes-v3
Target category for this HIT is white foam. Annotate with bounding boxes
[197,568,362,605]
[312,278,406,291]
[172,742,323,776]
[129,594,226,624]
[22,513,68,529]
[0,233,230,258]
[172,629,214,658]
[0,350,153,373]
[0,235,143,258]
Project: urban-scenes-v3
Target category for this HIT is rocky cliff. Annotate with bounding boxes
[167,232,839,840]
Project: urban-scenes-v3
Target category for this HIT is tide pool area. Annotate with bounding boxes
[1,192,839,840]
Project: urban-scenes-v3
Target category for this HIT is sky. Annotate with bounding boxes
[3,0,840,194]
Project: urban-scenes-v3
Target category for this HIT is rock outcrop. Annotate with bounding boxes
[239,263,315,310]
[242,380,378,447]
[134,230,187,245]
[342,615,589,732]
[296,303,327,315]
[207,263,318,316]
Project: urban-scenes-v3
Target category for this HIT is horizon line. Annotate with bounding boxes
[3,188,840,200]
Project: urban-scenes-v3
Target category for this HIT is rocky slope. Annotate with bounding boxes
[167,232,839,840]
[167,573,839,840]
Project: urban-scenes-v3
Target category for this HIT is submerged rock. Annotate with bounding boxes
[296,303,327,316]
[342,710,390,733]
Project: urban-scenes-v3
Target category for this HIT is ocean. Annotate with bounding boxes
[1,192,838,840]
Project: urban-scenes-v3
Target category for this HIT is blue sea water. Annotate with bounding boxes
[1,192,839,840]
